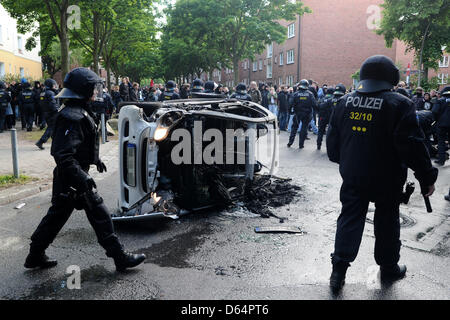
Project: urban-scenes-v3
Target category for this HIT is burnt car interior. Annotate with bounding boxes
[114,95,288,221]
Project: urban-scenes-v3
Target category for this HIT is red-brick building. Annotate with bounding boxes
[210,0,449,90]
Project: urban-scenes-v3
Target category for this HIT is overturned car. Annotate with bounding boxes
[112,94,279,221]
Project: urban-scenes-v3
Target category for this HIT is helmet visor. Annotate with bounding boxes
[94,83,104,102]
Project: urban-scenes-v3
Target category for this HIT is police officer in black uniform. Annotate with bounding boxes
[25,68,146,271]
[432,86,450,166]
[159,80,180,101]
[36,79,60,150]
[191,79,204,94]
[0,81,12,133]
[18,81,36,132]
[326,55,438,293]
[204,81,216,94]
[316,88,335,150]
[417,109,436,158]
[33,81,45,129]
[230,83,252,101]
[288,79,317,149]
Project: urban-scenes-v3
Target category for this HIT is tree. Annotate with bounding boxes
[164,0,310,84]
[1,0,78,79]
[377,0,450,86]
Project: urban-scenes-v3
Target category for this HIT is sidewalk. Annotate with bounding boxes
[0,124,119,205]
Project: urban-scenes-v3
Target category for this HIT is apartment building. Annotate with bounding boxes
[210,0,448,89]
[0,5,42,81]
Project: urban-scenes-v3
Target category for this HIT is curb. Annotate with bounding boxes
[0,181,52,206]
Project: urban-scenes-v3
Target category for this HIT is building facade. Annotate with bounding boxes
[0,5,42,81]
[210,0,448,90]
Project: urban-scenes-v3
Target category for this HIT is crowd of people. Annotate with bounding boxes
[0,74,448,170]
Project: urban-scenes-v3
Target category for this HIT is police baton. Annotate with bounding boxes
[423,195,433,213]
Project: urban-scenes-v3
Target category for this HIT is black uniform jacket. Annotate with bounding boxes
[432,97,450,128]
[327,90,438,196]
[51,101,100,193]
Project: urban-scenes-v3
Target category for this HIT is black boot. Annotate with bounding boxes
[330,261,349,293]
[445,189,450,201]
[35,141,45,150]
[24,252,58,269]
[380,264,407,282]
[112,251,146,272]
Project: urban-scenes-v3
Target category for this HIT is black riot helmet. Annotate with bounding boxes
[22,82,31,90]
[441,86,450,96]
[236,83,247,94]
[0,81,6,90]
[326,88,335,95]
[204,81,215,92]
[56,68,103,100]
[334,84,346,96]
[192,79,204,90]
[166,80,176,91]
[44,79,58,91]
[298,79,309,90]
[356,55,399,94]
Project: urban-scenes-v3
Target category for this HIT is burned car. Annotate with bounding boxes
[113,94,279,221]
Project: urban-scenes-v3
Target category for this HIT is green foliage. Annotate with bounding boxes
[0,174,35,189]
[409,74,441,91]
[377,0,450,71]
[351,69,360,81]
[162,0,310,82]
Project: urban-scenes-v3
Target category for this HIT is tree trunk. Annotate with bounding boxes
[59,1,70,80]
[92,12,100,74]
[233,56,240,85]
[106,58,112,92]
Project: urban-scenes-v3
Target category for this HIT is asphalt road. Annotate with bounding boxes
[0,132,449,300]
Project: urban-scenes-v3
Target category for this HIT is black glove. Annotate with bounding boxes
[96,160,107,173]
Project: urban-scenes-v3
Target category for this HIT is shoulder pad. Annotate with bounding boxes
[59,105,87,121]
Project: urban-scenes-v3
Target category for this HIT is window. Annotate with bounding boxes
[279,52,284,66]
[20,67,25,77]
[438,73,449,85]
[278,77,283,86]
[287,49,295,64]
[259,60,263,71]
[286,75,294,86]
[17,36,23,54]
[439,56,449,68]
[267,63,272,79]
[0,62,5,78]
[288,23,295,39]
[267,43,273,58]
[253,61,258,72]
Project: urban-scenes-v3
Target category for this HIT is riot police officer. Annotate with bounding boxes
[316,88,335,150]
[33,81,45,129]
[18,81,36,132]
[230,83,252,101]
[326,55,438,293]
[35,79,60,150]
[204,81,216,94]
[191,79,204,93]
[432,86,450,166]
[0,81,12,133]
[287,79,317,149]
[417,109,436,158]
[159,80,180,101]
[25,68,146,271]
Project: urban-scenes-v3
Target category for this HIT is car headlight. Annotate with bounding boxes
[154,126,170,141]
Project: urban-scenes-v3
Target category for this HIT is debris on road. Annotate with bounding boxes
[14,203,26,210]
[254,226,304,234]
[230,175,301,222]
